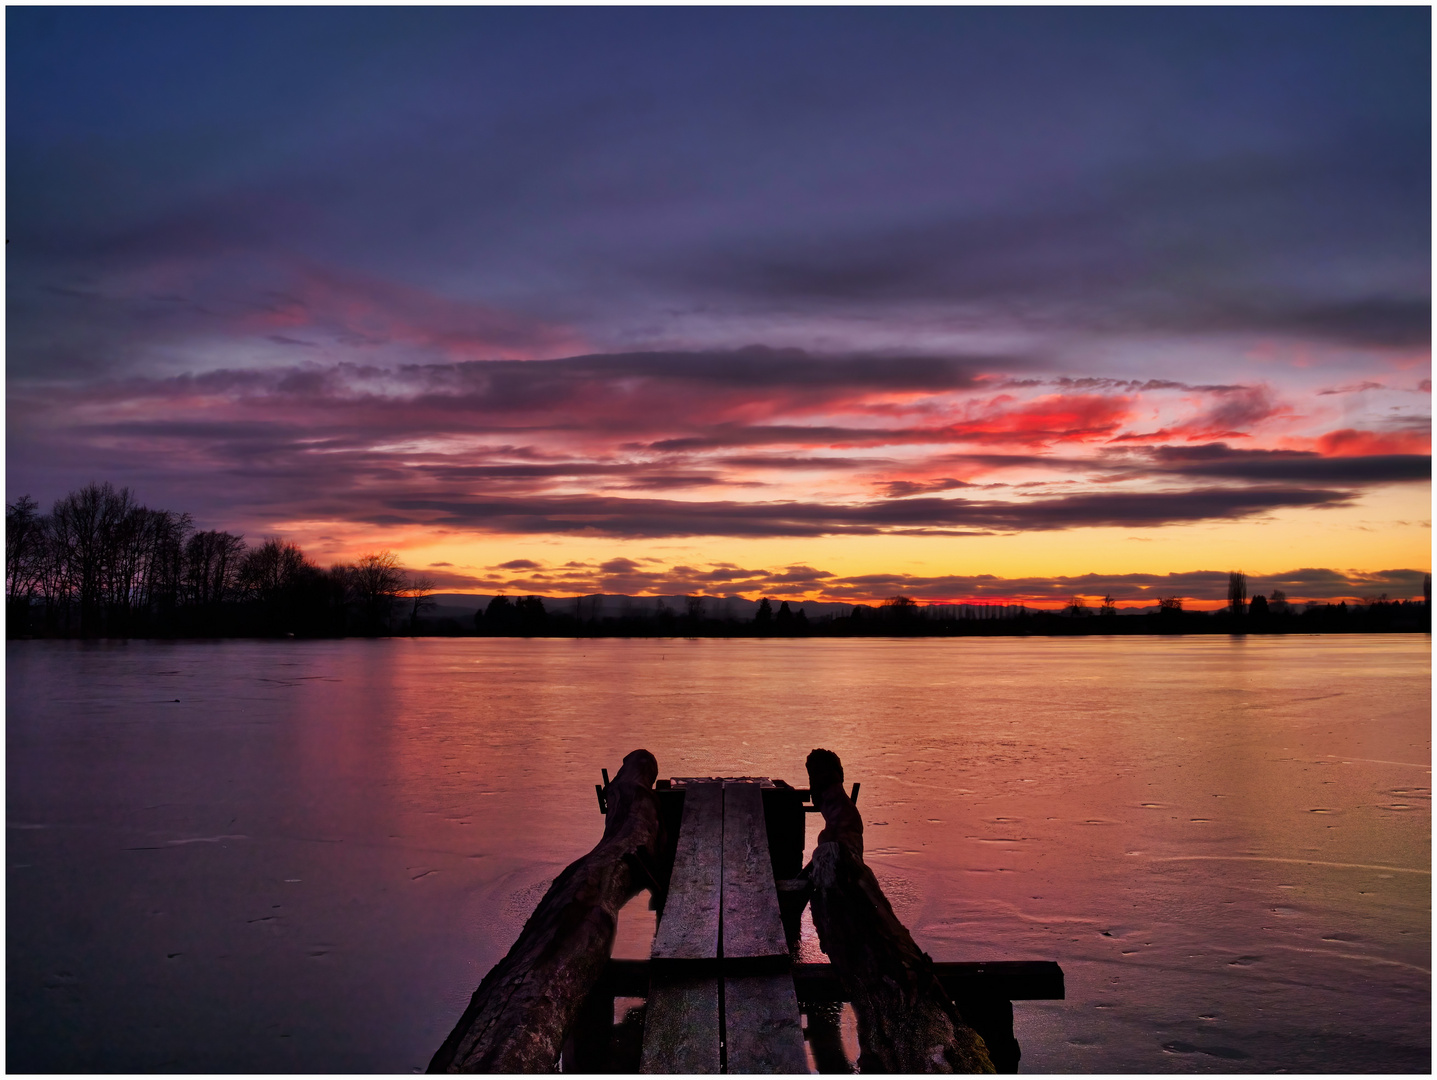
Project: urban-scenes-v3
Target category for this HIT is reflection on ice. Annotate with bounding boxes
[7,635,1430,1072]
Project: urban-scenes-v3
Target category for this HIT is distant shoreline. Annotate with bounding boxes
[8,612,1428,642]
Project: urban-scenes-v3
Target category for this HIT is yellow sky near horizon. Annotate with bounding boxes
[272,481,1431,605]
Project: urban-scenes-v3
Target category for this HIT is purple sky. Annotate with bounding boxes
[7,8,1430,604]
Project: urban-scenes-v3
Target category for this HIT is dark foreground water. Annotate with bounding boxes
[7,636,1430,1073]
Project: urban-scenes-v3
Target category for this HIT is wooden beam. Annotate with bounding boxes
[808,839,995,1073]
[794,960,1064,1002]
[600,959,1065,1001]
[428,749,662,1073]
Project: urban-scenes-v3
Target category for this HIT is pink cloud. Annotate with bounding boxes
[1315,428,1431,457]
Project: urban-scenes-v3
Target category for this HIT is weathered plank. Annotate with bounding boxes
[652,782,723,961]
[723,973,809,1073]
[428,749,661,1073]
[640,972,722,1074]
[721,782,788,960]
[644,782,724,1073]
[722,782,807,1072]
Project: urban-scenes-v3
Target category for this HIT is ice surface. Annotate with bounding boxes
[7,635,1430,1072]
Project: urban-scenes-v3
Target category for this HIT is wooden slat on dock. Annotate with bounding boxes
[641,970,722,1074]
[724,972,808,1074]
[643,782,723,1073]
[720,783,807,1073]
[651,782,723,961]
[721,783,788,961]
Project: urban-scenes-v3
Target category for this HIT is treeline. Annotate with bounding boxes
[6,483,433,638]
[471,591,1430,637]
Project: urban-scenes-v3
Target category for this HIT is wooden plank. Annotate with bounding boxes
[652,782,723,961]
[723,973,809,1074]
[639,973,721,1074]
[643,782,724,1073]
[721,782,788,960]
[721,783,807,1073]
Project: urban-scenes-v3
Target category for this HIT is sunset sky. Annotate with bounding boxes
[7,8,1430,608]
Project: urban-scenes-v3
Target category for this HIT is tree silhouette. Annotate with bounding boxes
[1099,594,1117,616]
[755,597,773,624]
[348,551,405,634]
[183,529,246,608]
[1249,593,1269,617]
[1228,570,1247,618]
[404,574,437,633]
[516,595,547,621]
[6,496,46,631]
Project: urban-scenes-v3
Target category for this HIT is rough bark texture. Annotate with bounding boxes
[806,775,993,1075]
[428,749,661,1073]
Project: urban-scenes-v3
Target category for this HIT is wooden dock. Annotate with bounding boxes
[430,755,1064,1074]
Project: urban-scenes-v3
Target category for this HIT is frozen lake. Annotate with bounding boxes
[7,635,1430,1072]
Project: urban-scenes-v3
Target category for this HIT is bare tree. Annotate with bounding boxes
[1099,594,1117,616]
[48,482,141,635]
[239,538,310,605]
[1227,570,1247,618]
[6,495,46,603]
[404,573,438,633]
[6,495,48,633]
[349,550,405,634]
[184,530,247,607]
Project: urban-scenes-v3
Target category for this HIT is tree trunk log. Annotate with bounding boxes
[806,781,993,1073]
[428,749,662,1073]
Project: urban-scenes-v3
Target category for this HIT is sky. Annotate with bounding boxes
[7,7,1430,608]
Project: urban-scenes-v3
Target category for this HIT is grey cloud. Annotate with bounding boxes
[1144,443,1430,484]
[379,486,1351,539]
[662,145,1429,348]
